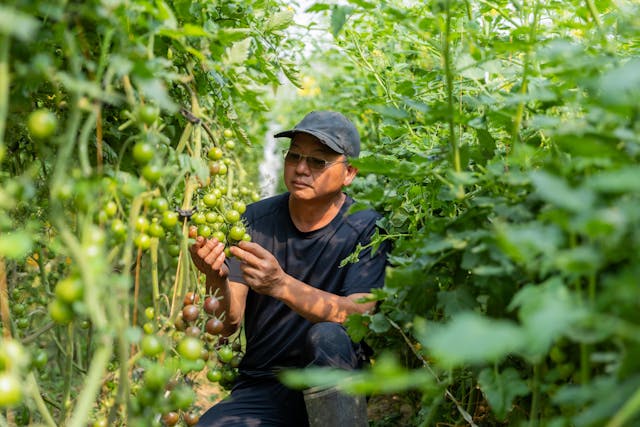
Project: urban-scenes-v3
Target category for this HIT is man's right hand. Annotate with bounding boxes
[189,237,229,281]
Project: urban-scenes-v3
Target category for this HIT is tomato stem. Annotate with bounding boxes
[0,34,9,150]
[0,258,11,339]
[25,372,57,427]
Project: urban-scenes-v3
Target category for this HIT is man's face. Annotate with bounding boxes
[283,133,357,203]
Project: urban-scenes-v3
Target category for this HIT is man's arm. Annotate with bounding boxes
[190,237,248,336]
[229,241,376,324]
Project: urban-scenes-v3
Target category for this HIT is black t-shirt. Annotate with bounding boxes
[228,192,388,373]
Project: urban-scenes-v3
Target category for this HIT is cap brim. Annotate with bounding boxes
[273,129,344,154]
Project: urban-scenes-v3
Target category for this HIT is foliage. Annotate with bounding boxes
[0,0,300,425]
[276,0,640,426]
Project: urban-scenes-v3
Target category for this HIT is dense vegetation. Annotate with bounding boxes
[1,0,639,426]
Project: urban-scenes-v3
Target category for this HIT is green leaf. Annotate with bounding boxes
[217,28,251,43]
[344,313,369,342]
[585,166,640,193]
[347,0,377,9]
[597,58,640,108]
[330,5,355,37]
[478,367,529,420]
[136,78,178,112]
[265,10,294,32]
[509,277,587,357]
[0,231,33,259]
[225,37,252,65]
[0,5,41,41]
[369,105,410,121]
[437,288,476,318]
[418,312,524,368]
[495,221,563,265]
[369,312,390,333]
[530,170,595,213]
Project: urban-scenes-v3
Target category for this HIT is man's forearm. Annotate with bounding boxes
[272,275,375,324]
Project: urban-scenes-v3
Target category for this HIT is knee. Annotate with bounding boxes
[306,322,348,348]
[305,322,357,368]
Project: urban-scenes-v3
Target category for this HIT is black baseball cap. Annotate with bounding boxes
[274,111,361,158]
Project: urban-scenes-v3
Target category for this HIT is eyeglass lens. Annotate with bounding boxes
[284,151,329,170]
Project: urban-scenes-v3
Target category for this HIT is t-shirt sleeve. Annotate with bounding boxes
[340,220,390,296]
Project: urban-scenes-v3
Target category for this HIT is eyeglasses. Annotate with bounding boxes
[283,150,348,171]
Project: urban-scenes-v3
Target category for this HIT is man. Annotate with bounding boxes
[189,110,389,426]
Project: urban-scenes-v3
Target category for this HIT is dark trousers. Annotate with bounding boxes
[195,322,361,427]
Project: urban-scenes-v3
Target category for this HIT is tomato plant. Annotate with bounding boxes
[0,0,297,424]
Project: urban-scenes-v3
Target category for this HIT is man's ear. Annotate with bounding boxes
[343,165,358,186]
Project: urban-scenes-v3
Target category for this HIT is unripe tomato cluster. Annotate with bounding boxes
[48,274,84,325]
[0,338,28,409]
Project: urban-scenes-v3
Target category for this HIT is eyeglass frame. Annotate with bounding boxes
[282,149,349,171]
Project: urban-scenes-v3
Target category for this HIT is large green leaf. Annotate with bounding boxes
[0,5,40,41]
[509,277,587,358]
[418,312,525,368]
[478,367,529,420]
[530,170,595,213]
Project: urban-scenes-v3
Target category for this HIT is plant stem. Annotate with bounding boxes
[26,372,56,427]
[0,35,9,150]
[67,337,113,427]
[151,238,160,317]
[78,107,98,176]
[442,0,460,174]
[605,386,640,427]
[0,259,11,339]
[529,362,540,427]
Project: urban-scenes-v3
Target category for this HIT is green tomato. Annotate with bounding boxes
[223,128,233,138]
[216,345,234,364]
[31,349,48,370]
[27,109,58,139]
[49,300,74,325]
[203,193,218,207]
[232,201,246,214]
[177,337,203,361]
[135,216,149,233]
[111,219,127,240]
[141,164,162,183]
[167,244,181,257]
[148,221,165,238]
[191,212,207,225]
[104,201,118,217]
[169,385,195,410]
[134,233,152,250]
[0,373,22,408]
[132,141,154,165]
[144,307,155,321]
[207,146,224,161]
[198,225,212,238]
[162,211,179,228]
[140,335,164,357]
[224,209,241,223]
[137,105,159,125]
[207,367,222,382]
[150,197,169,212]
[143,363,169,391]
[54,276,84,304]
[228,224,245,242]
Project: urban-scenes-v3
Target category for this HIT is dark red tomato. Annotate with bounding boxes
[205,318,224,335]
[183,292,200,306]
[203,296,220,314]
[161,412,179,426]
[182,304,199,323]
